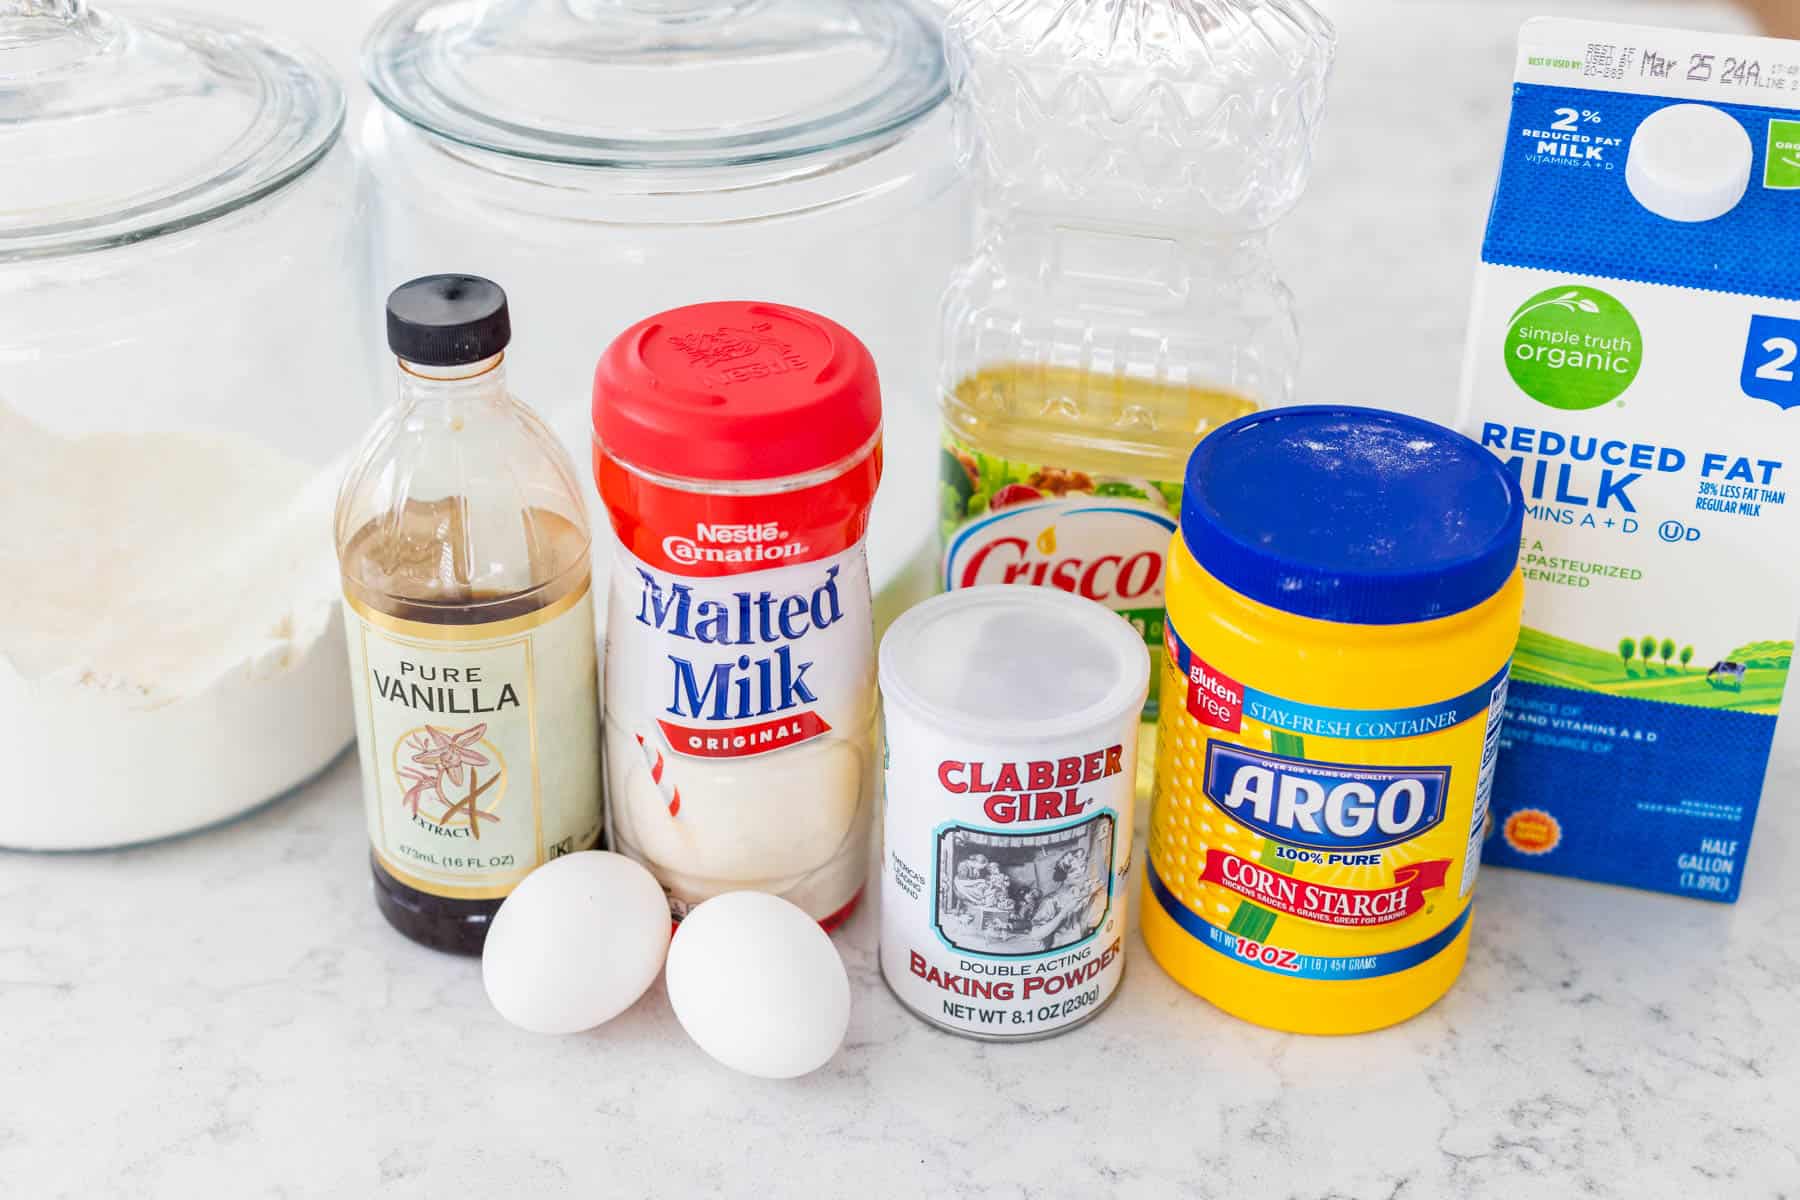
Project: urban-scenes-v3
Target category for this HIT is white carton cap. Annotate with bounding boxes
[1625,102,1753,223]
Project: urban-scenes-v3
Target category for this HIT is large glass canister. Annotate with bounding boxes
[359,0,970,593]
[0,1,376,848]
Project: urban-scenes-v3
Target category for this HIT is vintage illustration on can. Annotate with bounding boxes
[935,817,1114,957]
[881,744,1133,1041]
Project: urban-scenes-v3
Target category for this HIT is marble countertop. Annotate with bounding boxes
[7,729,1797,1198]
[8,0,1798,1197]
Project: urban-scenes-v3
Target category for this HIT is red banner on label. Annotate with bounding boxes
[1199,849,1451,927]
[1184,653,1245,733]
[658,711,831,759]
[595,447,879,578]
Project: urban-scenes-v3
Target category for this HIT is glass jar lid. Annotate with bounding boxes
[0,2,343,262]
[362,0,948,169]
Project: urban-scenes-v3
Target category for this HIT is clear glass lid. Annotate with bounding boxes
[0,1,343,261]
[362,0,948,168]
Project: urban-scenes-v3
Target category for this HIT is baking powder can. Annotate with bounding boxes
[877,585,1149,1040]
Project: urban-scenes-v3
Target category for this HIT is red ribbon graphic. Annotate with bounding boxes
[1199,849,1452,927]
[657,711,831,760]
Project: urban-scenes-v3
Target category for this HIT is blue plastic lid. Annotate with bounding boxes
[1181,406,1524,625]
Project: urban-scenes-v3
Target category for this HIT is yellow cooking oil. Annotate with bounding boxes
[938,363,1257,727]
[943,365,1256,473]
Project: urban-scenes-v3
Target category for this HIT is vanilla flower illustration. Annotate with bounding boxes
[440,770,503,839]
[410,723,490,785]
[397,766,441,817]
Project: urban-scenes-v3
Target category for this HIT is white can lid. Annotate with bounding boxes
[1625,102,1753,224]
[878,586,1151,743]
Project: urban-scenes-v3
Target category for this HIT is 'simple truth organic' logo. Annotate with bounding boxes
[1503,285,1644,410]
[395,722,505,837]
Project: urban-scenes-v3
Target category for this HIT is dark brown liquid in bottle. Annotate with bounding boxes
[341,498,592,955]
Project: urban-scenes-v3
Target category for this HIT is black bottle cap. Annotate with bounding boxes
[386,274,511,366]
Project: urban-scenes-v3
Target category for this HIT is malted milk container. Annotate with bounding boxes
[593,302,882,927]
[879,586,1148,1040]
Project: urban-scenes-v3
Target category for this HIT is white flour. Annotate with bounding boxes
[0,403,351,849]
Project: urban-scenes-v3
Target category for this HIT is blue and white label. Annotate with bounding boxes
[1456,18,1800,902]
[1742,315,1800,409]
[1203,744,1449,852]
[1166,618,1511,741]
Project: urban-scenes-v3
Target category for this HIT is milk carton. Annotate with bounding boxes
[1457,19,1800,902]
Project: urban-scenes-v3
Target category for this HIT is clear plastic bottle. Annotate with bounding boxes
[936,0,1335,719]
[336,275,603,955]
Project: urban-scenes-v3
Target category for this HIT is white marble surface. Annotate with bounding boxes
[5,722,1797,1198]
[7,0,1799,1196]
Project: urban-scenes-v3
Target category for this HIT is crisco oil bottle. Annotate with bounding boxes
[937,0,1335,719]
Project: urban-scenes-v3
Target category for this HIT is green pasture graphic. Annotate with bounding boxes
[1510,627,1791,714]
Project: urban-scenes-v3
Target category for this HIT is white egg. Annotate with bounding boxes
[665,892,850,1079]
[482,851,671,1035]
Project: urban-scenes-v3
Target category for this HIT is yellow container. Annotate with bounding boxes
[1143,407,1524,1034]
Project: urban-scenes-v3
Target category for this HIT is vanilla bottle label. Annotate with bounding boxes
[342,584,602,899]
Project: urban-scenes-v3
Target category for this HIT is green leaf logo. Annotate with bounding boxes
[1765,119,1800,190]
[1503,284,1643,411]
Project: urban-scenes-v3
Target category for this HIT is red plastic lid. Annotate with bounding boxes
[592,301,882,482]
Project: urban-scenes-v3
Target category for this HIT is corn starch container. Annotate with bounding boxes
[879,586,1148,1040]
[1144,406,1524,1034]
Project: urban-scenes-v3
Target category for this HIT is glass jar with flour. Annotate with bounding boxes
[0,2,375,849]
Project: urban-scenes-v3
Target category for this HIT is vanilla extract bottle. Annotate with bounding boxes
[336,275,603,954]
